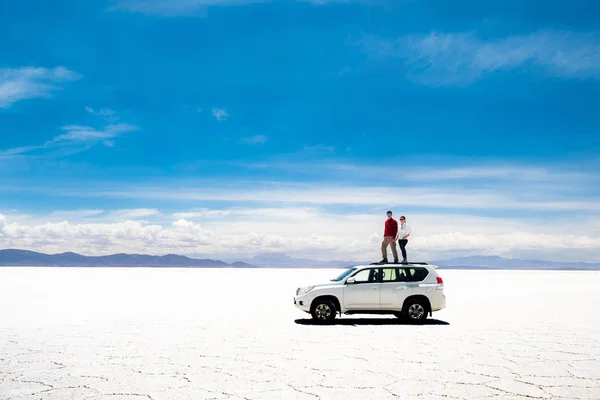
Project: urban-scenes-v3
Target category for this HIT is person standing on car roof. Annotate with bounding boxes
[397,215,411,263]
[379,210,399,264]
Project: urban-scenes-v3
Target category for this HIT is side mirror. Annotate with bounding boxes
[346,277,356,284]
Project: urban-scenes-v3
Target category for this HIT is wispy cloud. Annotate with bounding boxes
[173,210,231,219]
[48,209,105,220]
[112,0,361,16]
[5,157,596,214]
[48,123,138,144]
[85,106,119,122]
[240,135,268,145]
[46,208,159,222]
[105,208,160,220]
[0,110,139,159]
[359,30,600,85]
[68,178,600,213]
[314,163,597,184]
[8,155,583,214]
[0,146,44,157]
[212,107,229,121]
[0,66,81,108]
[236,157,599,192]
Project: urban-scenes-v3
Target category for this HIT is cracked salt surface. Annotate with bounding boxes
[1,268,599,400]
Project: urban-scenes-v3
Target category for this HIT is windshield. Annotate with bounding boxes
[331,267,357,282]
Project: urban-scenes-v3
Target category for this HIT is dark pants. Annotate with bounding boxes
[398,239,408,261]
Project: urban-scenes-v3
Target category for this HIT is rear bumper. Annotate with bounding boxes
[430,289,446,311]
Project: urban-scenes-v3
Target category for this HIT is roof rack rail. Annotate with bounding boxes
[369,261,429,265]
[367,262,429,266]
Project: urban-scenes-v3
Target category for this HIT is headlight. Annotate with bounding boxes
[296,286,314,295]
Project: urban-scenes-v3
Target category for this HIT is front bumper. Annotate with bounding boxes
[293,296,310,312]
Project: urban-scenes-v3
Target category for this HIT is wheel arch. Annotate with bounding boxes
[311,295,342,315]
[402,295,432,316]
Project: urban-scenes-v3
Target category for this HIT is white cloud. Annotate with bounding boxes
[211,108,229,121]
[240,135,268,145]
[359,30,600,85]
[0,67,81,108]
[2,210,600,262]
[2,156,597,261]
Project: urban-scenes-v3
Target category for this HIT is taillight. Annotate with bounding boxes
[436,276,443,284]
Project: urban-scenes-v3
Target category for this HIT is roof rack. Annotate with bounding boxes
[368,262,429,266]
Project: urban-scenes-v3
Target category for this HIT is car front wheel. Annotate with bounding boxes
[404,299,428,323]
[311,299,337,322]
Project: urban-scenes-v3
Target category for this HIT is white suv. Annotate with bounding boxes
[294,263,446,323]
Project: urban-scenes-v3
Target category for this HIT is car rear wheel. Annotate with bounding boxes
[311,299,337,322]
[403,299,428,323]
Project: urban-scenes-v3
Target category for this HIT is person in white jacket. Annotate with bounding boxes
[396,216,411,263]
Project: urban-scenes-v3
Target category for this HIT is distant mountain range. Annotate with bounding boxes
[0,249,256,268]
[1,249,599,270]
[431,255,600,271]
[245,252,600,270]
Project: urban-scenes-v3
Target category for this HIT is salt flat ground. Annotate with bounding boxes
[1,268,599,400]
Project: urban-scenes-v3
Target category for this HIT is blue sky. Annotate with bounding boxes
[1,0,599,262]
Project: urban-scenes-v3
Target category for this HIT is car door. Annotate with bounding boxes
[408,266,431,295]
[379,267,412,310]
[343,268,380,309]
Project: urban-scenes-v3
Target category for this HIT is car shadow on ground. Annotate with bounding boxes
[294,318,450,326]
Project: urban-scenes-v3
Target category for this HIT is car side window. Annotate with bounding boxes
[352,269,377,283]
[381,268,396,281]
[408,267,429,282]
[382,268,409,282]
[396,268,409,282]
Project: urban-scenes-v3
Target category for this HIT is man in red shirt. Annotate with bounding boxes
[379,210,399,264]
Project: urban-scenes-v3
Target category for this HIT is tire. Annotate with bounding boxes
[403,298,428,323]
[310,299,337,323]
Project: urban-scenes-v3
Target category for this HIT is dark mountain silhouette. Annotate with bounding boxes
[0,249,256,268]
[229,261,256,268]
